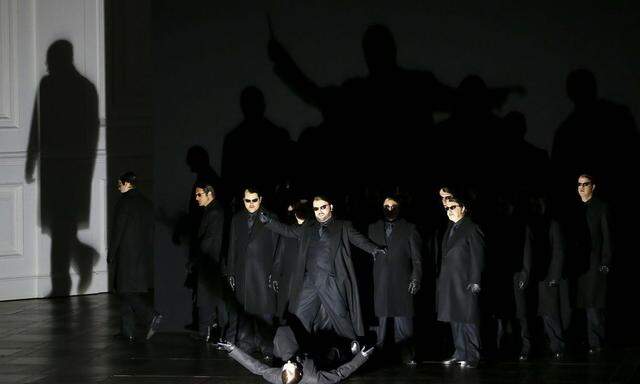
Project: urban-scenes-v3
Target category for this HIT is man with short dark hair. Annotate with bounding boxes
[192,181,226,343]
[260,195,386,354]
[108,172,162,341]
[368,195,422,365]
[226,187,279,361]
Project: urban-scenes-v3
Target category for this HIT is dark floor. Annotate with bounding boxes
[0,294,638,383]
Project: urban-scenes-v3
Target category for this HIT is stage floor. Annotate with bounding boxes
[0,294,638,383]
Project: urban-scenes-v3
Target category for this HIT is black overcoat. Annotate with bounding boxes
[272,221,312,318]
[197,201,225,290]
[575,197,613,308]
[436,217,485,324]
[528,218,570,325]
[108,189,154,293]
[226,211,279,315]
[368,219,423,317]
[265,218,378,337]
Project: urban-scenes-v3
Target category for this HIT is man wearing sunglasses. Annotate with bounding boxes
[192,181,226,344]
[367,195,422,366]
[438,197,485,368]
[259,195,386,355]
[571,174,613,354]
[226,187,280,362]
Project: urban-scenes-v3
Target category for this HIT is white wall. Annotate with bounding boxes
[0,0,107,300]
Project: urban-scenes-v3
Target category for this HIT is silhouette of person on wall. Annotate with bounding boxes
[221,86,291,208]
[25,39,99,296]
[552,68,638,204]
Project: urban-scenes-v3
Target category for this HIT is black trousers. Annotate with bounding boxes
[450,322,481,362]
[120,292,155,337]
[197,274,228,336]
[586,308,605,348]
[294,274,357,340]
[237,313,274,355]
[542,314,565,353]
[377,316,415,360]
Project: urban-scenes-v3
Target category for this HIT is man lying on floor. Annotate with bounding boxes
[216,340,374,384]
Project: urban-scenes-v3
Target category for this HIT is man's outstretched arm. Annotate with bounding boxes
[316,345,374,384]
[221,342,281,384]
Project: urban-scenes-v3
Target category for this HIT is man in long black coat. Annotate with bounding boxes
[485,196,531,356]
[226,187,279,359]
[193,181,226,342]
[368,196,422,365]
[108,172,161,340]
[526,195,568,359]
[437,197,485,368]
[260,196,385,353]
[271,200,312,319]
[569,174,613,353]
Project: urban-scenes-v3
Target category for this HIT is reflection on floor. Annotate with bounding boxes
[0,294,638,383]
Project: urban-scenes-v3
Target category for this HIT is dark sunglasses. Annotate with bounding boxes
[244,198,259,203]
[577,182,592,187]
[383,204,398,210]
[195,192,205,197]
[313,204,329,211]
[444,205,460,211]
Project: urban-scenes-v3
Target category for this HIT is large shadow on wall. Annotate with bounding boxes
[25,40,100,297]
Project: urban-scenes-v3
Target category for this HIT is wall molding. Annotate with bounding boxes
[0,270,108,301]
[0,0,19,129]
[0,183,23,257]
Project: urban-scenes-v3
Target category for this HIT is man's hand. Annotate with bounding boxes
[547,279,558,288]
[258,211,271,224]
[216,340,235,353]
[517,271,528,290]
[466,283,481,294]
[229,276,236,291]
[360,345,375,357]
[598,265,610,274]
[272,280,279,293]
[408,279,420,295]
[372,247,387,261]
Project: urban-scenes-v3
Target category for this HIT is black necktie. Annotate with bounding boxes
[385,222,394,238]
[448,223,458,241]
[248,214,255,230]
[319,224,327,238]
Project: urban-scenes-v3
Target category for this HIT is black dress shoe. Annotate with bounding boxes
[588,347,603,355]
[404,359,418,366]
[552,352,564,360]
[459,360,478,368]
[442,357,459,366]
[518,353,529,361]
[146,313,164,340]
[113,333,135,342]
